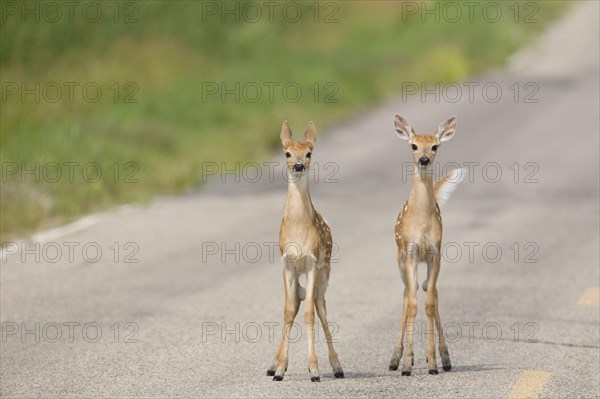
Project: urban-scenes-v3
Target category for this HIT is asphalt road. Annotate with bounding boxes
[1,2,599,398]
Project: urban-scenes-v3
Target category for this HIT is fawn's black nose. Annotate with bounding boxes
[294,163,305,172]
[419,156,430,166]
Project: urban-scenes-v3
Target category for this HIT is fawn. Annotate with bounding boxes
[266,121,344,382]
[388,114,465,376]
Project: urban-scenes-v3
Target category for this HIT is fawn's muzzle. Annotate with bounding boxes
[419,156,430,166]
[294,163,305,172]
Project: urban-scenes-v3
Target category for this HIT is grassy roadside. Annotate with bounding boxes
[0,1,569,240]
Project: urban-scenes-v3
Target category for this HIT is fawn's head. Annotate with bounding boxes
[280,120,317,175]
[393,114,457,168]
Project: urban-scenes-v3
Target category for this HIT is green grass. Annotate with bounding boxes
[0,0,569,240]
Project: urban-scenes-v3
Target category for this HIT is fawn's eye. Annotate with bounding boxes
[285,152,291,158]
[306,152,312,158]
[431,145,438,151]
[411,144,418,151]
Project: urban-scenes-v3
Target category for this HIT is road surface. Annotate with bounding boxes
[1,2,599,397]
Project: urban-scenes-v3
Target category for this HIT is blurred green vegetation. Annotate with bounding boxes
[1,0,568,239]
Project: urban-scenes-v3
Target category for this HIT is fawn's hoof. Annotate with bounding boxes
[266,369,275,376]
[429,368,439,375]
[401,371,411,376]
[389,364,398,371]
[273,375,283,381]
[334,371,345,378]
[443,365,452,371]
[311,376,321,382]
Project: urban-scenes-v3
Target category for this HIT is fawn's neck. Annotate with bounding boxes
[284,172,315,221]
[408,167,436,215]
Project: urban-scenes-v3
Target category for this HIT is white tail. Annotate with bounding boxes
[434,168,467,207]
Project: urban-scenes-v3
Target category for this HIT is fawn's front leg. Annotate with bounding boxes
[424,251,452,373]
[424,252,441,374]
[268,264,300,381]
[389,287,408,371]
[305,258,320,381]
[390,248,409,371]
[401,256,418,376]
[435,293,452,372]
[432,249,451,372]
[315,267,344,378]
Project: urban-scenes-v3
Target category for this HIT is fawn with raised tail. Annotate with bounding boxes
[388,114,466,376]
[266,121,344,382]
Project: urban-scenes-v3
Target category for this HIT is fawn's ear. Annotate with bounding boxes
[304,121,317,145]
[394,114,413,141]
[436,116,457,142]
[280,121,292,147]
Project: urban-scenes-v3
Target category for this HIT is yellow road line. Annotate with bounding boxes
[506,370,551,399]
[577,287,600,305]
